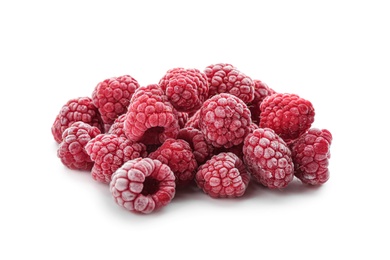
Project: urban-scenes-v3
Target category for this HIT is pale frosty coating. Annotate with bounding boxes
[110,158,176,214]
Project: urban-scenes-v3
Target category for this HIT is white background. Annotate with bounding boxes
[1,0,389,259]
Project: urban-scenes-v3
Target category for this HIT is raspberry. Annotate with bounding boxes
[85,134,147,183]
[199,93,251,148]
[243,128,294,189]
[124,84,180,145]
[247,80,276,124]
[92,75,139,131]
[159,68,208,113]
[57,122,101,170]
[148,139,198,186]
[184,109,201,130]
[52,97,103,143]
[195,152,250,198]
[291,128,332,185]
[177,127,213,164]
[177,112,189,129]
[204,63,254,103]
[107,114,126,138]
[110,158,176,214]
[260,93,315,142]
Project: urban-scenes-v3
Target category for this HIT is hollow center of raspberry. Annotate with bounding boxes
[140,127,165,145]
[141,177,160,195]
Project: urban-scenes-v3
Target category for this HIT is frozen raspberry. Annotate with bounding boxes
[204,63,254,103]
[110,158,176,214]
[199,93,251,148]
[177,127,213,164]
[107,114,126,138]
[148,139,198,186]
[124,84,180,146]
[177,112,189,128]
[291,128,332,185]
[243,128,294,189]
[195,152,250,198]
[92,75,139,131]
[52,97,103,143]
[260,93,315,142]
[159,68,209,113]
[184,109,201,130]
[248,122,259,133]
[247,80,276,124]
[85,134,147,183]
[57,122,101,170]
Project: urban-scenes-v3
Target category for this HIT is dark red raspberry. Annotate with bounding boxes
[85,134,147,183]
[260,93,315,142]
[148,139,198,186]
[57,122,101,170]
[177,112,189,129]
[177,127,213,164]
[159,68,209,113]
[124,84,180,146]
[247,80,276,124]
[195,152,250,198]
[107,114,126,138]
[212,143,244,160]
[199,93,251,148]
[52,97,103,143]
[92,75,139,131]
[184,109,201,130]
[110,157,176,214]
[291,128,332,185]
[243,128,294,189]
[204,63,254,103]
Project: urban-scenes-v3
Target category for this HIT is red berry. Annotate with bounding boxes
[184,109,201,130]
[107,114,126,138]
[243,128,294,189]
[177,127,213,164]
[92,75,139,131]
[195,152,250,198]
[85,134,147,183]
[123,84,180,145]
[52,97,103,143]
[247,80,276,124]
[260,93,315,142]
[199,93,251,148]
[177,111,189,129]
[110,158,176,214]
[57,122,101,170]
[204,63,254,103]
[291,128,332,185]
[148,139,198,186]
[159,68,209,113]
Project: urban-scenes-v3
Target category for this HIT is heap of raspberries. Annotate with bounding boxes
[52,64,333,214]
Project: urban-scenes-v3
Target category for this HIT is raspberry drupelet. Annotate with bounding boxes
[159,68,209,113]
[243,128,294,189]
[195,152,250,198]
[148,139,198,186]
[204,63,255,103]
[107,114,126,138]
[260,93,315,143]
[199,93,251,149]
[85,134,147,183]
[57,122,101,170]
[110,158,176,214]
[52,97,103,143]
[291,128,332,185]
[92,75,139,131]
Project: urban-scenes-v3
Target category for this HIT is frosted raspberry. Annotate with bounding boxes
[243,128,294,189]
[159,68,209,113]
[57,122,101,170]
[247,80,276,124]
[92,75,139,130]
[110,158,176,214]
[204,63,254,103]
[85,134,147,183]
[260,93,315,142]
[107,114,126,138]
[148,139,198,186]
[195,152,250,198]
[52,97,103,143]
[291,128,332,185]
[184,109,201,130]
[199,93,251,148]
[177,112,189,128]
[124,84,180,145]
[177,127,213,164]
